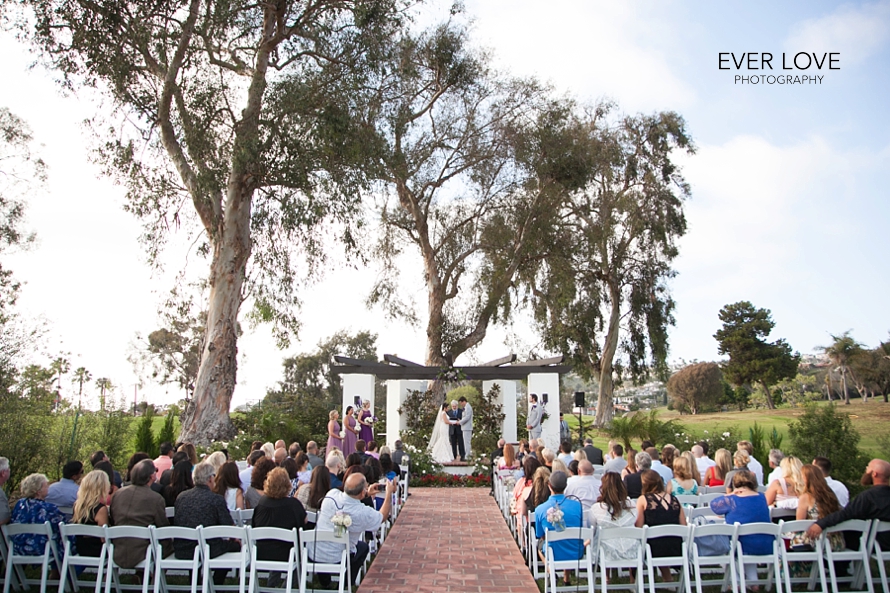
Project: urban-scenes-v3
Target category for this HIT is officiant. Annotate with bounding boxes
[446,400,465,461]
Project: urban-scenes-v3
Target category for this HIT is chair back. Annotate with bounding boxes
[675,495,699,507]
[698,493,723,506]
[165,507,175,519]
[238,509,254,525]
[686,506,718,522]
[769,507,797,522]
[229,509,242,527]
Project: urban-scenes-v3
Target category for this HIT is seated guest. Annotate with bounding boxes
[160,451,190,488]
[806,459,890,548]
[765,455,804,509]
[527,467,552,514]
[366,441,380,460]
[635,469,685,584]
[568,460,580,476]
[723,450,750,494]
[704,448,732,487]
[0,457,10,525]
[667,454,699,496]
[245,458,276,509]
[565,460,602,515]
[72,470,110,557]
[163,460,195,507]
[766,449,785,485]
[309,473,395,589]
[391,440,405,466]
[212,461,245,511]
[296,465,331,515]
[252,467,307,586]
[582,438,605,465]
[558,441,574,466]
[620,448,638,479]
[90,450,122,488]
[498,443,520,471]
[693,443,716,483]
[379,453,397,479]
[92,460,118,502]
[738,440,764,486]
[273,448,287,466]
[812,456,849,507]
[154,442,175,475]
[345,452,364,469]
[177,443,199,466]
[281,458,300,497]
[205,451,227,473]
[793,464,843,551]
[517,439,531,463]
[46,460,83,510]
[124,453,151,486]
[679,451,702,487]
[647,448,673,486]
[109,459,169,568]
[306,441,324,470]
[551,458,569,476]
[174,462,238,584]
[603,444,627,474]
[326,454,344,490]
[661,446,677,472]
[535,471,584,586]
[512,456,541,540]
[540,448,555,469]
[10,473,66,560]
[239,450,265,492]
[294,452,312,484]
[354,440,368,462]
[709,470,772,583]
[589,473,639,565]
[623,452,651,499]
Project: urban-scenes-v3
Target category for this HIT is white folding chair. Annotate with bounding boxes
[229,511,243,528]
[151,526,201,593]
[685,507,720,524]
[59,523,108,593]
[544,527,594,593]
[674,496,699,508]
[698,493,723,507]
[199,526,250,593]
[238,511,254,527]
[0,530,21,593]
[165,509,175,520]
[2,522,62,593]
[595,525,645,593]
[769,507,797,523]
[778,519,826,593]
[247,527,298,593]
[298,529,349,593]
[868,520,890,593]
[735,522,782,592]
[644,524,692,593]
[823,519,874,593]
[104,525,155,593]
[528,511,543,579]
[690,522,737,593]
[397,465,409,504]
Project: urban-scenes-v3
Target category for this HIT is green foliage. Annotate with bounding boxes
[156,407,178,449]
[748,422,768,466]
[767,427,784,452]
[397,390,439,451]
[667,362,723,414]
[133,407,157,458]
[605,410,685,449]
[788,403,865,485]
[774,373,824,407]
[471,383,506,456]
[715,301,800,410]
[398,442,440,477]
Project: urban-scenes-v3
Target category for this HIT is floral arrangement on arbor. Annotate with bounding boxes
[436,366,468,384]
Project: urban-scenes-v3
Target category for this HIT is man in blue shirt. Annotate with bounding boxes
[536,470,584,574]
[45,460,82,512]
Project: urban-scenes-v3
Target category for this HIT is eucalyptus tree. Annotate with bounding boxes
[362,23,558,369]
[12,0,413,443]
[820,331,864,405]
[714,301,800,410]
[522,103,694,427]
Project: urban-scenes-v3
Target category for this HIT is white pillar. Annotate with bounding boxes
[385,379,427,449]
[482,380,517,443]
[342,374,376,419]
[527,373,561,452]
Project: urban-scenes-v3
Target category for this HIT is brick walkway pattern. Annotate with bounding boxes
[357,488,538,593]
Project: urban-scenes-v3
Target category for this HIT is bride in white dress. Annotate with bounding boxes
[429,403,455,463]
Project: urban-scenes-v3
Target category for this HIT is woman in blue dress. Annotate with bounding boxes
[709,470,773,583]
[10,473,67,561]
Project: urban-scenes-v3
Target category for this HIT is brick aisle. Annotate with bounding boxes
[357,488,538,593]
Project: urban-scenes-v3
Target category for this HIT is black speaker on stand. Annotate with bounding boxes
[574,392,586,448]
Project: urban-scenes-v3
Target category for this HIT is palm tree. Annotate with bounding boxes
[95,377,113,411]
[820,331,863,405]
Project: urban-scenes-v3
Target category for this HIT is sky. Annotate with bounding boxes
[1,0,888,409]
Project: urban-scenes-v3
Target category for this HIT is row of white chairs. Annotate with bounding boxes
[537,518,890,593]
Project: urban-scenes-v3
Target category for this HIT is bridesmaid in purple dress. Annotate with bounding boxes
[326,410,342,455]
[358,400,374,443]
[342,406,359,457]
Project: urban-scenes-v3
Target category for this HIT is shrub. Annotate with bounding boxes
[397,390,439,450]
[748,422,767,465]
[471,383,505,456]
[788,403,866,486]
[133,407,158,458]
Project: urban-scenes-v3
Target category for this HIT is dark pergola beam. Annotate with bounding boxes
[479,354,517,367]
[332,355,390,368]
[383,354,424,367]
[510,355,565,367]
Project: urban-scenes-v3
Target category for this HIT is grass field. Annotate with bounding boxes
[564,399,890,458]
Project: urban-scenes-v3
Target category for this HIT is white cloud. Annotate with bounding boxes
[785,0,890,66]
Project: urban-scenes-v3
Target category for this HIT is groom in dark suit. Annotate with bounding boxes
[446,400,465,461]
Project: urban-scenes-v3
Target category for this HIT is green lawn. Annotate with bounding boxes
[564,399,890,458]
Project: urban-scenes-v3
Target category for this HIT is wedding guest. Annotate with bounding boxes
[379,453,397,480]
[72,470,110,557]
[10,473,66,561]
[679,451,702,486]
[541,448,555,469]
[281,458,299,497]
[498,443,519,471]
[710,470,772,582]
[582,438,605,465]
[345,452,364,469]
[568,460,580,476]
[766,449,784,485]
[273,448,287,466]
[559,413,571,444]
[667,454,698,496]
[536,471,584,585]
[296,465,330,515]
[620,447,638,479]
[391,440,405,465]
[163,460,194,507]
[245,458,276,509]
[92,460,118,501]
[528,466,552,512]
[326,453,344,490]
[326,410,343,455]
[517,439,530,463]
[623,452,651,499]
[240,450,265,493]
[647,448,673,486]
[124,453,151,486]
[261,442,275,460]
[603,444,627,474]
[558,441,574,466]
[213,461,245,511]
[765,455,803,509]
[109,460,169,568]
[512,456,541,539]
[723,450,750,494]
[366,441,380,460]
[342,406,359,457]
[205,451,227,473]
[693,442,716,483]
[177,443,199,466]
[90,450,122,488]
[793,464,843,550]
[0,457,10,525]
[635,469,685,583]
[590,472,639,584]
[252,468,307,588]
[306,441,324,470]
[274,439,286,451]
[565,460,602,515]
[154,442,175,475]
[294,452,312,484]
[812,457,849,507]
[737,440,764,486]
[661,446,676,472]
[704,448,732,487]
[45,460,83,509]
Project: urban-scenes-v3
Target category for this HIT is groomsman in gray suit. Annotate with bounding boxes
[527,393,542,440]
[459,396,473,458]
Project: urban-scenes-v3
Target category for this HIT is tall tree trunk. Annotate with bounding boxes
[595,283,622,428]
[179,183,251,445]
[842,369,850,404]
[760,380,776,410]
